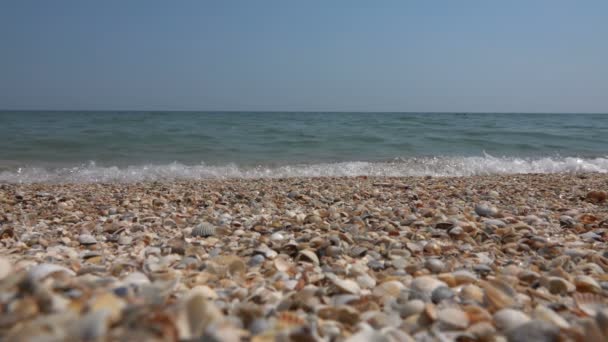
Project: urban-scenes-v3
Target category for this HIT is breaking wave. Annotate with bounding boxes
[1,155,607,183]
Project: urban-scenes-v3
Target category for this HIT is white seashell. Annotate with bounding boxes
[574,275,601,293]
[122,271,150,287]
[328,274,361,295]
[0,257,12,280]
[437,307,469,330]
[533,305,570,329]
[356,273,376,289]
[78,234,97,245]
[475,203,498,217]
[410,276,447,299]
[574,293,608,316]
[395,299,425,318]
[373,280,405,299]
[297,250,319,265]
[493,308,530,331]
[28,263,75,281]
[184,289,223,338]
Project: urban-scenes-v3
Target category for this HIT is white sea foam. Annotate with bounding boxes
[1,156,607,183]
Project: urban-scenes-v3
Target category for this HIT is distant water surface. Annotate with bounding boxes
[0,111,607,182]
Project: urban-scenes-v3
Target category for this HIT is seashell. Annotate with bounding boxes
[270,232,284,241]
[275,310,307,329]
[409,276,447,300]
[579,213,598,224]
[424,258,445,273]
[305,214,323,224]
[28,263,75,281]
[248,254,265,267]
[574,293,608,316]
[559,215,576,227]
[493,308,530,331]
[518,270,541,284]
[273,255,293,273]
[297,249,319,265]
[191,223,215,237]
[349,246,368,258]
[452,269,478,285]
[317,305,360,326]
[475,203,498,217]
[483,219,506,229]
[373,280,405,299]
[88,293,125,324]
[345,324,391,342]
[574,275,601,293]
[122,271,150,287]
[379,327,415,342]
[437,307,469,330]
[0,257,12,280]
[70,310,112,341]
[393,299,425,318]
[431,286,455,303]
[328,274,361,295]
[182,287,224,338]
[462,305,492,324]
[435,222,455,230]
[362,311,401,329]
[480,281,515,311]
[546,276,575,295]
[586,190,607,203]
[423,241,441,255]
[504,320,560,342]
[356,273,376,289]
[406,242,423,254]
[466,321,496,340]
[533,305,570,329]
[460,284,484,303]
[422,303,438,322]
[117,235,133,245]
[78,234,97,245]
[253,244,278,259]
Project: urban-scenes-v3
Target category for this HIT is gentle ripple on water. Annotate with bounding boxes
[0,111,607,182]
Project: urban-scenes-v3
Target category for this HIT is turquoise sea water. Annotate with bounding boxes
[1,111,607,182]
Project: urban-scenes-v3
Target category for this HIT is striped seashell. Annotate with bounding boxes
[191,223,215,237]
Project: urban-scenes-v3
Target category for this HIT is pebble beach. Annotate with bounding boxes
[1,173,608,341]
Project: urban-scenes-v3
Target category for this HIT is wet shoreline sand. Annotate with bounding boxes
[1,173,608,341]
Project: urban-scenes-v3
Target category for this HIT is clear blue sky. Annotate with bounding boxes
[1,0,607,112]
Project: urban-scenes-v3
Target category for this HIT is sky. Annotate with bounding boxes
[0,1,607,112]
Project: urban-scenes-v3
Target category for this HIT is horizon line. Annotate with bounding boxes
[1,109,607,115]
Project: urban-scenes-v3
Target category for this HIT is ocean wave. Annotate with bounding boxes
[1,155,607,183]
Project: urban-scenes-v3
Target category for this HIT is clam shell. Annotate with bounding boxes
[78,234,97,245]
[533,305,570,329]
[373,280,405,299]
[0,257,12,280]
[191,223,215,237]
[28,263,76,281]
[437,307,469,330]
[574,275,602,293]
[183,287,224,338]
[297,249,319,265]
[328,275,361,295]
[493,308,530,331]
[574,293,608,316]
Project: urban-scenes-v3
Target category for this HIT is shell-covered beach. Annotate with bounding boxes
[1,173,608,341]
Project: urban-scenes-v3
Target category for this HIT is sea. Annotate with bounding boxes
[0,111,607,183]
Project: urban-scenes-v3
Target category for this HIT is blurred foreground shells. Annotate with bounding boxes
[1,173,608,340]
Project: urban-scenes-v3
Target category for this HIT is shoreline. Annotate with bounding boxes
[1,173,608,340]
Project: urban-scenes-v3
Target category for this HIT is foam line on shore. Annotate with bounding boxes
[1,156,607,183]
